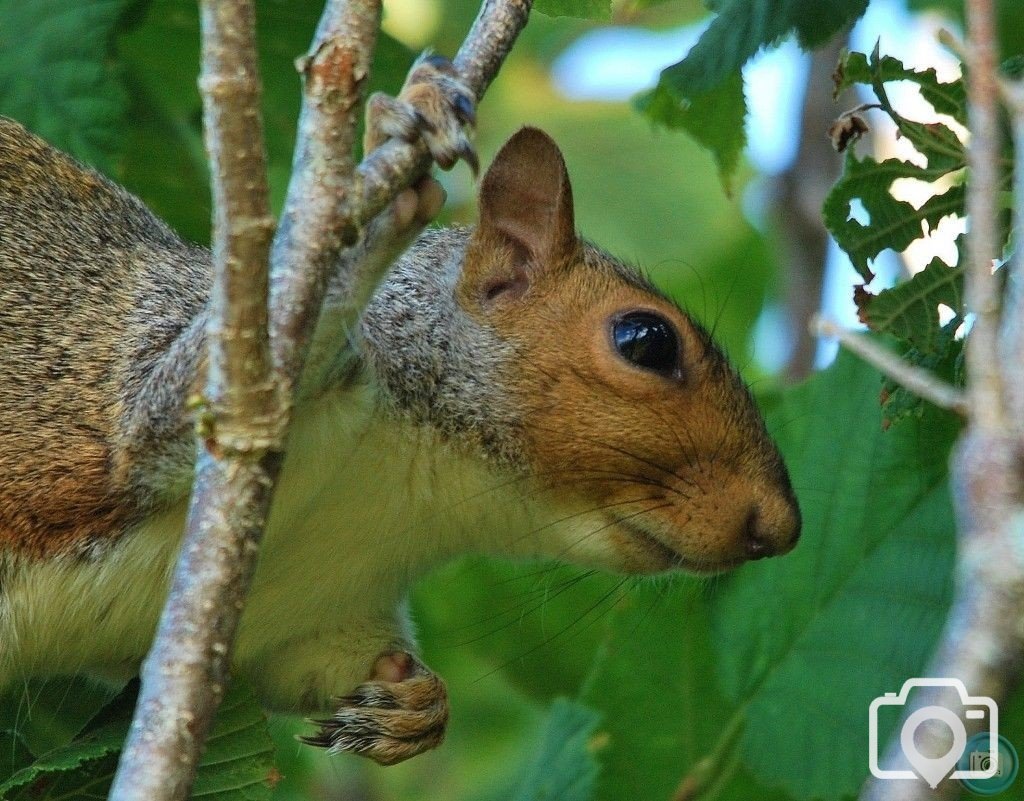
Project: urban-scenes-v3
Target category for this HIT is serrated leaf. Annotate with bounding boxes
[710,352,959,799]
[881,320,965,427]
[191,684,276,800]
[838,48,966,175]
[836,49,966,126]
[0,678,123,759]
[824,151,965,280]
[655,0,869,98]
[0,720,126,799]
[0,732,35,785]
[508,699,601,801]
[635,0,868,190]
[857,258,963,351]
[635,71,746,193]
[0,0,134,173]
[534,0,610,18]
[0,678,275,801]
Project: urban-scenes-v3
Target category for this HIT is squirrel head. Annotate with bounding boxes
[362,128,800,575]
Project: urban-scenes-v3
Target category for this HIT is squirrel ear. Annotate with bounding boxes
[463,127,576,302]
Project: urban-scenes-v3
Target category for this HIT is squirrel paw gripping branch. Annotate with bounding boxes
[0,53,800,766]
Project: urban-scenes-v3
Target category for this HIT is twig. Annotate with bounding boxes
[110,2,533,800]
[269,0,381,382]
[812,316,969,416]
[109,2,277,799]
[355,0,531,218]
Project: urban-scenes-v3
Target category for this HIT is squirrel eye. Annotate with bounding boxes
[612,312,680,376]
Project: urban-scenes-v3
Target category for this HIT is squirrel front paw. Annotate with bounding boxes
[299,651,448,766]
[365,53,478,174]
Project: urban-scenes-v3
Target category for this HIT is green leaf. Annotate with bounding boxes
[534,0,611,19]
[0,720,126,799]
[0,732,35,786]
[824,151,965,281]
[835,49,966,126]
[710,352,959,799]
[826,49,968,281]
[880,319,965,427]
[508,699,601,801]
[636,0,868,189]
[0,678,275,801]
[635,71,746,193]
[0,0,134,173]
[836,48,967,176]
[0,678,123,760]
[117,0,415,242]
[580,583,719,801]
[655,0,868,99]
[856,257,963,352]
[579,583,790,801]
[191,683,276,800]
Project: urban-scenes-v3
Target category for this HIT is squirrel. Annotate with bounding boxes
[0,54,800,765]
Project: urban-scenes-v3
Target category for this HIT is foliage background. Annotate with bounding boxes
[0,0,1022,799]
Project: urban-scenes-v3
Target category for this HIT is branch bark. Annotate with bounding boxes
[773,35,845,380]
[109,2,532,800]
[812,316,968,416]
[109,2,278,798]
[860,1,1024,799]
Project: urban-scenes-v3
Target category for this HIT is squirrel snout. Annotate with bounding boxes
[742,499,801,561]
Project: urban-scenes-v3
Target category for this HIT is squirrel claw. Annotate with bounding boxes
[365,52,478,175]
[299,651,449,766]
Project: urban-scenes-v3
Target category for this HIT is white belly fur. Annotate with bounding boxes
[0,384,549,704]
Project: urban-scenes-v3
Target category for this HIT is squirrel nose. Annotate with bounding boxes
[742,505,800,560]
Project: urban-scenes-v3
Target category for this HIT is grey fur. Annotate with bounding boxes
[358,227,526,468]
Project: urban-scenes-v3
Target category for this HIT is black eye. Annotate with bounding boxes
[612,312,680,376]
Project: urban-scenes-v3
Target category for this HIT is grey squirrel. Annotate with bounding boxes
[0,55,800,765]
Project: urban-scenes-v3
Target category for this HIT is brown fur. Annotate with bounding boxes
[0,117,798,573]
[0,116,209,557]
[0,115,798,768]
[452,128,799,570]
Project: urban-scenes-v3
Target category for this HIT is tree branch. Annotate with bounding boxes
[998,76,1024,428]
[109,2,277,799]
[812,316,968,416]
[963,0,1005,429]
[269,0,381,381]
[355,0,532,219]
[110,2,533,800]
[861,2,1024,799]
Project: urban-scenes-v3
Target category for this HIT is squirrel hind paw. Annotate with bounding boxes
[298,653,449,765]
[365,53,478,175]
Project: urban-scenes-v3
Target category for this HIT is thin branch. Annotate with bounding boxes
[110,2,533,800]
[109,1,278,799]
[271,0,533,381]
[356,0,532,218]
[269,0,381,381]
[963,0,1005,429]
[812,316,969,416]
